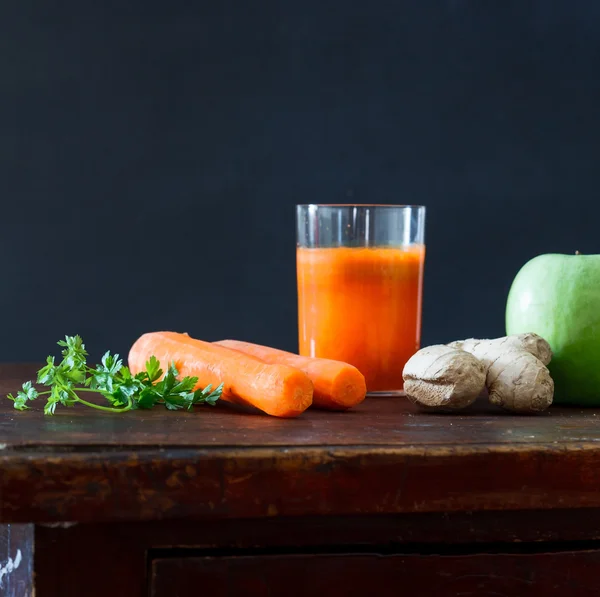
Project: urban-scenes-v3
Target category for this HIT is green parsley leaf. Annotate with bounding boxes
[191,383,224,407]
[171,376,198,394]
[6,336,222,415]
[110,378,143,407]
[99,351,123,375]
[90,371,114,394]
[44,385,70,415]
[58,335,88,370]
[37,356,57,385]
[64,367,86,384]
[7,380,40,410]
[119,366,132,380]
[136,386,161,409]
[7,393,27,410]
[44,398,58,415]
[21,380,38,401]
[164,400,183,411]
[145,356,163,383]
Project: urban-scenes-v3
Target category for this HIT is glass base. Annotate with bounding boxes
[367,390,405,397]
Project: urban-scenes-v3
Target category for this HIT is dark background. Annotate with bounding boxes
[1,0,598,361]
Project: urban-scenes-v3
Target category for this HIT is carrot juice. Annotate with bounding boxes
[297,245,425,392]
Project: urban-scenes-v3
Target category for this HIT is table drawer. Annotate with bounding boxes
[150,550,600,597]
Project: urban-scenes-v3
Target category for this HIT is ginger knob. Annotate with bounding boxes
[403,345,487,411]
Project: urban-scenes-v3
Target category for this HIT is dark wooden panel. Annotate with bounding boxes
[150,550,600,597]
[0,524,33,597]
[1,364,600,450]
[34,522,147,597]
[33,509,600,562]
[35,516,600,597]
[5,441,600,523]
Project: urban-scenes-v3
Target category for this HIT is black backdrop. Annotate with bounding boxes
[2,0,599,361]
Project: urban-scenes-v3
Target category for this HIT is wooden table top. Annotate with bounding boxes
[2,363,600,524]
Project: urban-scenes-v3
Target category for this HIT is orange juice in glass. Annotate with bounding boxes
[296,204,426,394]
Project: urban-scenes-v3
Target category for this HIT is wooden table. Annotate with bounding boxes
[2,364,600,596]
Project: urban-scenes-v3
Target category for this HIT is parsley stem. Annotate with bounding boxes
[65,387,132,413]
[73,396,132,413]
[71,387,115,393]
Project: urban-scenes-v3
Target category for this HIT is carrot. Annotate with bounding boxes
[214,340,366,410]
[128,332,313,418]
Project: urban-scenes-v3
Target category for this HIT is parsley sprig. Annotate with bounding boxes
[7,335,223,415]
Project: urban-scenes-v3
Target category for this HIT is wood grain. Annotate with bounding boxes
[35,517,600,597]
[151,551,600,597]
[4,442,600,523]
[2,364,600,449]
[2,364,600,523]
[35,511,600,555]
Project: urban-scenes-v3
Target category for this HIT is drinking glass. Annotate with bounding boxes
[296,204,426,394]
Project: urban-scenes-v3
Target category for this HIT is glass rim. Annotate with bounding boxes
[296,203,425,209]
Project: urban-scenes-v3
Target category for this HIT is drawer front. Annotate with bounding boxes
[150,550,600,597]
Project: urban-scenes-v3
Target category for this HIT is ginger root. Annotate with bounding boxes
[403,333,554,414]
[449,333,552,367]
[402,345,487,410]
[448,333,554,413]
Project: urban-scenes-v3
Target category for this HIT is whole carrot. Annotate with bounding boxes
[129,332,313,418]
[215,340,366,410]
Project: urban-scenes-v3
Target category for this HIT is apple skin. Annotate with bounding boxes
[506,253,600,405]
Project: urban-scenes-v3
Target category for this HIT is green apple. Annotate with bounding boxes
[506,252,600,405]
